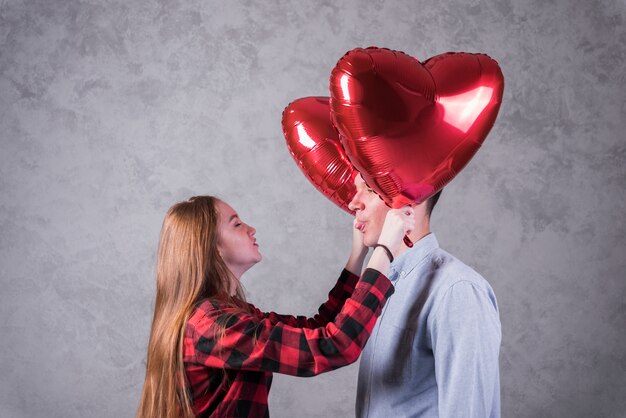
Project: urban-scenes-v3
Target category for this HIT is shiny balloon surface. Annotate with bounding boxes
[282,96,357,214]
[329,47,504,208]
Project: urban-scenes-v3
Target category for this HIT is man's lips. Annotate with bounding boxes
[355,220,367,232]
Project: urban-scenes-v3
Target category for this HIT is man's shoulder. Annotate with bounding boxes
[428,247,495,295]
[426,249,501,327]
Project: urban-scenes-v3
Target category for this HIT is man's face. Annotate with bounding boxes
[348,174,391,247]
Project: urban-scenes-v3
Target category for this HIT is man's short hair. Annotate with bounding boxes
[426,190,443,218]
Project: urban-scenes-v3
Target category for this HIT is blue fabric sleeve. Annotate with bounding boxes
[430,280,502,418]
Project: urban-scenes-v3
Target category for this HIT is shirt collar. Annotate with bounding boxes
[388,233,439,282]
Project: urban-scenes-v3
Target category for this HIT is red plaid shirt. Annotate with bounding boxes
[183,268,393,417]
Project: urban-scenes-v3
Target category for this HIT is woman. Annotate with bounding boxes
[137,195,414,418]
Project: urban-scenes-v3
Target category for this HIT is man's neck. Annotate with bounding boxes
[394,222,431,259]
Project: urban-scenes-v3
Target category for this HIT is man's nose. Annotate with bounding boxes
[348,192,364,212]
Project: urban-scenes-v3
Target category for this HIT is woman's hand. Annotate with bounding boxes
[378,206,416,254]
[345,218,369,276]
[364,205,415,275]
[351,218,368,257]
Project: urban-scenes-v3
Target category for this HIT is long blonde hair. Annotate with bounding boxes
[137,196,247,418]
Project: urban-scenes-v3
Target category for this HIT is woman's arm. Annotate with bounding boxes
[248,268,360,329]
[187,268,393,377]
[250,210,405,329]
[185,207,413,377]
[251,219,369,329]
[345,218,369,275]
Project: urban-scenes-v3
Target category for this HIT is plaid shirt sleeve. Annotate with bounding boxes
[188,268,394,377]
[247,268,361,329]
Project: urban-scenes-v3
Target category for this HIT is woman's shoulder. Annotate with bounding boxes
[192,299,232,319]
[194,298,224,313]
[189,299,254,327]
[186,299,229,340]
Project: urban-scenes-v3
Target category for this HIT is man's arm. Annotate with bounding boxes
[430,280,502,418]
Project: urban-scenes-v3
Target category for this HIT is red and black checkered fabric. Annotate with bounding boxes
[183,268,393,417]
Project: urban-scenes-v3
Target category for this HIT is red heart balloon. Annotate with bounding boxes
[282,97,357,214]
[330,47,505,208]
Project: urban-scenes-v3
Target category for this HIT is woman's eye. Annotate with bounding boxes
[235,223,242,227]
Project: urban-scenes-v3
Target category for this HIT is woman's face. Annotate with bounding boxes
[215,200,262,280]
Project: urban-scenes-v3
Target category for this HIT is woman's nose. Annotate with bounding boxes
[248,225,256,236]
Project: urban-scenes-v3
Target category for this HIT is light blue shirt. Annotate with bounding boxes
[356,233,501,418]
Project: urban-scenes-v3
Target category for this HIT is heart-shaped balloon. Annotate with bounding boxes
[282,97,357,214]
[330,47,504,208]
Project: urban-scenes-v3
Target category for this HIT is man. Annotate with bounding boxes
[350,174,501,418]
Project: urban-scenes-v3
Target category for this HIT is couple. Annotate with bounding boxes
[137,174,501,418]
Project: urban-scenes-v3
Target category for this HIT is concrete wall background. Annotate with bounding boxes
[1,0,624,417]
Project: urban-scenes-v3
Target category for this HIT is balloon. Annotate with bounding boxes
[282,97,357,214]
[329,47,504,208]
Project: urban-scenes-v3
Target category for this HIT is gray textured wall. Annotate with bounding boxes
[1,0,625,417]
